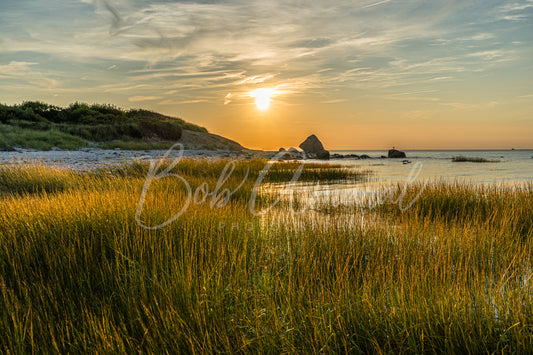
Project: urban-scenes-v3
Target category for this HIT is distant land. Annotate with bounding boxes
[0,102,244,151]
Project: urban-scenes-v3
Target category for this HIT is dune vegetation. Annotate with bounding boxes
[0,158,532,353]
[0,101,207,150]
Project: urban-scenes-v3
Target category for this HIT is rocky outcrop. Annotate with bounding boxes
[299,134,330,160]
[388,149,406,158]
[279,147,303,160]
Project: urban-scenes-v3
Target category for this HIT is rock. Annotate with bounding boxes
[332,153,345,159]
[299,134,329,160]
[316,151,330,160]
[278,147,286,152]
[388,149,406,158]
[277,147,303,160]
[345,154,360,159]
[380,155,387,159]
[360,154,371,159]
[299,134,325,153]
[280,151,303,160]
[0,146,17,152]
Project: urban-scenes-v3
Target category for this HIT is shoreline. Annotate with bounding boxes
[1,147,531,185]
[0,147,276,172]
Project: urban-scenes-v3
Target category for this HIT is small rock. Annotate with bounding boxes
[388,149,406,158]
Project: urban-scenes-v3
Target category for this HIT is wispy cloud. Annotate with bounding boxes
[0,61,58,89]
[224,93,232,105]
[403,110,431,120]
[497,1,533,21]
[0,0,531,108]
[440,101,500,111]
[159,99,207,105]
[361,0,393,9]
[128,95,161,102]
[320,99,348,104]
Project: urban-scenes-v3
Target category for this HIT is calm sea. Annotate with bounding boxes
[328,150,533,184]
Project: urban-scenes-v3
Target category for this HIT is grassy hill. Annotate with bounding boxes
[0,101,240,151]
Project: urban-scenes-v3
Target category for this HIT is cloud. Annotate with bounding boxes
[224,93,232,105]
[429,76,453,81]
[457,33,495,41]
[440,101,500,111]
[497,1,533,21]
[320,99,348,104]
[235,74,276,85]
[128,95,161,102]
[361,0,393,9]
[404,110,430,120]
[0,0,531,107]
[0,61,37,74]
[158,99,207,105]
[0,61,58,89]
[101,0,123,33]
[289,38,335,49]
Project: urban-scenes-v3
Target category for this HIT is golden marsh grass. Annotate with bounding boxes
[0,159,532,353]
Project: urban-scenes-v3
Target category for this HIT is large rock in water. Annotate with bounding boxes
[388,149,406,158]
[299,134,330,160]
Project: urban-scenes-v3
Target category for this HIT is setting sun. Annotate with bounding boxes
[250,88,273,111]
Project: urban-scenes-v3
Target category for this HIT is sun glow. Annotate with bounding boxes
[250,88,274,111]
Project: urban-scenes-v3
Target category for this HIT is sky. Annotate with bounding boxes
[1,0,532,150]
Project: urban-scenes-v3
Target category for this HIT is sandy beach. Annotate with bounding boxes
[0,147,275,171]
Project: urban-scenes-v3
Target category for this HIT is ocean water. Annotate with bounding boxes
[265,150,533,211]
[327,150,533,184]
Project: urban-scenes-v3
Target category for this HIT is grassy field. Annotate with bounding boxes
[0,159,532,353]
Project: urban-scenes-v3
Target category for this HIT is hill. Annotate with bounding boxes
[0,101,244,151]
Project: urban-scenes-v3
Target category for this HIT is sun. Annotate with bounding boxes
[250,88,273,111]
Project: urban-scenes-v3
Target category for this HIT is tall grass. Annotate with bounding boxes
[0,124,88,150]
[452,156,500,163]
[0,160,532,353]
